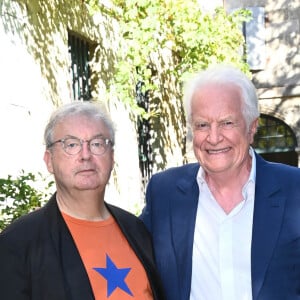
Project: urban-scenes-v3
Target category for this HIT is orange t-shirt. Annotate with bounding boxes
[62,212,153,300]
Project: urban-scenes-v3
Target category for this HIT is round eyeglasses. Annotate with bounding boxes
[48,137,113,155]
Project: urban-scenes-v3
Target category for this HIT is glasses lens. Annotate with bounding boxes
[63,138,81,155]
[90,138,109,155]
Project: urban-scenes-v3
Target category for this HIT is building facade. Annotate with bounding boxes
[225,0,300,166]
[0,0,299,215]
[0,0,143,211]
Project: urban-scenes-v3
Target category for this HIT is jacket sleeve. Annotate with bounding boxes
[0,233,31,300]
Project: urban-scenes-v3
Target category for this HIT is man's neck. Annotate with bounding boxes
[56,190,111,221]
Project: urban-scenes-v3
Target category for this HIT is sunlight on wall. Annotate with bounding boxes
[0,18,51,178]
[105,99,144,213]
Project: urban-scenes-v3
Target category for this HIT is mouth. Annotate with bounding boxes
[76,168,96,175]
[206,147,231,154]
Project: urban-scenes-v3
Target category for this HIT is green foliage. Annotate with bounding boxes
[0,171,54,231]
[88,0,252,116]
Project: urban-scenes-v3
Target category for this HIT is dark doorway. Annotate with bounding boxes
[259,151,298,167]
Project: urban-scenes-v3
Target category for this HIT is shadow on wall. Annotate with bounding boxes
[0,0,117,106]
[248,0,300,92]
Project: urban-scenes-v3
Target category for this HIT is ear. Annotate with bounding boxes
[43,150,54,174]
[249,118,259,144]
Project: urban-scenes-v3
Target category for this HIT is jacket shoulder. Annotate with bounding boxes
[256,153,300,181]
[106,204,149,234]
[1,206,46,236]
[0,196,57,247]
[152,163,199,179]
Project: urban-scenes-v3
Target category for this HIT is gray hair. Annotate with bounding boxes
[184,65,260,129]
[44,101,115,148]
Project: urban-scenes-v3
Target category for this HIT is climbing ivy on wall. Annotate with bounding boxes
[87,0,251,116]
[0,171,54,231]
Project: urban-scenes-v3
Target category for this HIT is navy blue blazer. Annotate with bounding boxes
[141,153,300,300]
[0,193,165,300]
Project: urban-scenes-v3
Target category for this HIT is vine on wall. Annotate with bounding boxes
[87,0,251,117]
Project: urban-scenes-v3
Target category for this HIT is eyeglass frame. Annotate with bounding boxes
[47,135,113,156]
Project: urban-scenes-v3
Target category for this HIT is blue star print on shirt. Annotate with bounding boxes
[93,254,133,297]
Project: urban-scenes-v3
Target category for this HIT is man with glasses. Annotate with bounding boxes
[0,101,165,300]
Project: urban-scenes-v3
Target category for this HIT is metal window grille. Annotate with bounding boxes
[68,32,91,100]
[136,81,153,188]
[253,114,297,153]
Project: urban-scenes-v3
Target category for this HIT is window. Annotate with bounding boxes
[68,32,92,100]
[253,114,297,153]
[243,7,266,70]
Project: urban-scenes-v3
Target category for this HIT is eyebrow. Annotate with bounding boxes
[61,134,107,140]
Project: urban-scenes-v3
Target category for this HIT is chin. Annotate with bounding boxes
[205,164,231,174]
[75,182,102,191]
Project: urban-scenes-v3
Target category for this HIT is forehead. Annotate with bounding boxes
[192,84,242,114]
[194,82,241,100]
[54,114,109,136]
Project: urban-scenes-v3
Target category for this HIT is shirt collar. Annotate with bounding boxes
[248,146,256,183]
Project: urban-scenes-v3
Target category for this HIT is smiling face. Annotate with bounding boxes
[191,83,258,175]
[43,114,114,194]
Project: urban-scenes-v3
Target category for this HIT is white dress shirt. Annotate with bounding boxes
[190,149,256,300]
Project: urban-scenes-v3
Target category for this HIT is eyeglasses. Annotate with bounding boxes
[48,136,113,155]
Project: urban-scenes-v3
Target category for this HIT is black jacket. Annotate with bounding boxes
[0,193,165,300]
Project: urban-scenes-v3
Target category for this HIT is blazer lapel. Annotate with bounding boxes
[171,164,199,300]
[251,155,286,300]
[46,195,95,300]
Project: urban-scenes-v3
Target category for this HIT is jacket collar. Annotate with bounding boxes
[44,194,95,300]
[171,163,200,299]
[251,153,286,299]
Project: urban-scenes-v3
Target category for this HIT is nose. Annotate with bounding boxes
[206,124,223,145]
[79,141,92,159]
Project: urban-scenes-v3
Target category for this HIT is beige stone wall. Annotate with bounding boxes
[224,0,300,166]
[1,0,298,216]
